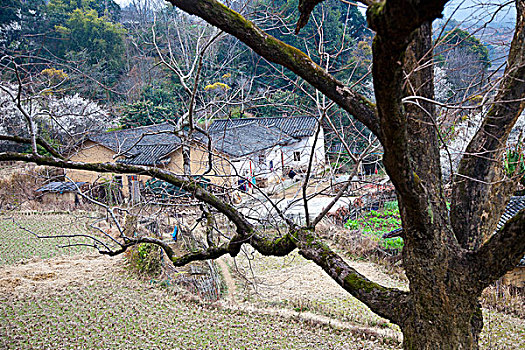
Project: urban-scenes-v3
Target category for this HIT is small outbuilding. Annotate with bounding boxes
[36,181,87,205]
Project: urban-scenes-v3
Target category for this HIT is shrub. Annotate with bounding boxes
[345,201,404,251]
[0,166,53,209]
[126,243,162,276]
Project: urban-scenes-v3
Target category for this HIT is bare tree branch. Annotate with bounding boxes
[451,0,525,249]
[302,115,324,227]
[167,0,380,137]
[0,151,253,235]
[296,0,326,34]
[0,149,409,323]
[0,134,64,159]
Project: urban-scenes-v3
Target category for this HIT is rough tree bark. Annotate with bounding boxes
[165,1,525,348]
[1,0,524,349]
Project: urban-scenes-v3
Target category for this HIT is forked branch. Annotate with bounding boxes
[451,0,525,248]
[166,0,380,137]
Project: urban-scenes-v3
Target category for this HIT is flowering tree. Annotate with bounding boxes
[0,81,114,153]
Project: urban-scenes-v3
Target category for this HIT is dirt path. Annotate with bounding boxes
[216,257,236,303]
[215,254,403,342]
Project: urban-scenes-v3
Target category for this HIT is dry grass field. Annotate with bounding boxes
[0,213,523,349]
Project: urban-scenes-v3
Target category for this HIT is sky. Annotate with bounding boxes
[444,0,516,26]
[114,0,516,26]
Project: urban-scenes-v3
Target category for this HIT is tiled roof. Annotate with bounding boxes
[36,181,86,193]
[87,117,319,165]
[89,122,180,155]
[497,196,525,230]
[86,123,187,166]
[208,116,319,139]
[501,198,525,264]
[205,122,294,158]
[118,144,180,166]
[206,116,318,157]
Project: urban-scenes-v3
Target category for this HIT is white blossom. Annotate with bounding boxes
[0,83,116,149]
[441,109,525,179]
[434,66,453,103]
[38,94,116,142]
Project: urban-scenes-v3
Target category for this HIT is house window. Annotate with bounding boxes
[293,151,301,162]
[258,154,266,165]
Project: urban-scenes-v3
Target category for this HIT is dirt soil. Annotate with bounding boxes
[1,247,522,350]
[1,253,405,350]
[0,254,120,298]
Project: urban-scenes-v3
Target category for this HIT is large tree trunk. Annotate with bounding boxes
[373,16,487,349]
[402,296,483,349]
[400,225,485,349]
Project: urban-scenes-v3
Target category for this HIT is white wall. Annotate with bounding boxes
[281,128,325,173]
[230,129,326,182]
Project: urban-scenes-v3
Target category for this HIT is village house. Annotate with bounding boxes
[35,181,88,206]
[66,122,231,200]
[207,116,326,186]
[66,116,326,198]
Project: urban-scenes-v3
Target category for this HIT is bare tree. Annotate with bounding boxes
[1,0,524,349]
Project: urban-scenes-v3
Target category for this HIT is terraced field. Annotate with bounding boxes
[0,213,523,349]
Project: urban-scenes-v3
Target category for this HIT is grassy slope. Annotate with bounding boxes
[0,213,96,265]
[0,214,398,350]
[0,275,399,349]
[0,214,523,349]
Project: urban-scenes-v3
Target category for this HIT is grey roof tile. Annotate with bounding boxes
[118,144,180,166]
[36,181,86,193]
[87,117,319,166]
[497,196,525,230]
[87,123,182,166]
[89,122,180,155]
[507,198,525,266]
[207,116,317,157]
[206,123,294,158]
[208,116,319,138]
